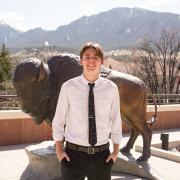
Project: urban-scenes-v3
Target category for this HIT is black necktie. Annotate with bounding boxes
[88,83,97,146]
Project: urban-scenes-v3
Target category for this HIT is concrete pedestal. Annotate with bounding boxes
[20,141,61,180]
[20,141,163,180]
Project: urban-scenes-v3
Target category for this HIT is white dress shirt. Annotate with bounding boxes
[52,74,122,146]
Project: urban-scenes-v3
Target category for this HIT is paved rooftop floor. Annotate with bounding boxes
[0,128,180,180]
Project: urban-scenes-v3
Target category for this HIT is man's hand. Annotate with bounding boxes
[106,143,119,163]
[56,148,70,162]
[106,151,119,162]
[55,141,70,162]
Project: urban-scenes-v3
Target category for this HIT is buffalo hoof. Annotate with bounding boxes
[120,147,131,155]
[136,155,149,163]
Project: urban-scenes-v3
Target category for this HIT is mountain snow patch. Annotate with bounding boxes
[125,28,131,34]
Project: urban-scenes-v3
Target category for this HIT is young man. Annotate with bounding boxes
[52,42,122,180]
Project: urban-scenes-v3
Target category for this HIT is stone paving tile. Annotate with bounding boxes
[2,154,28,168]
[0,177,20,180]
[0,169,22,179]
[111,172,147,180]
[0,153,28,169]
[0,179,17,180]
[159,166,180,180]
[0,156,22,170]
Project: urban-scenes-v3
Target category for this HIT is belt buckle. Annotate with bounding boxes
[87,147,95,154]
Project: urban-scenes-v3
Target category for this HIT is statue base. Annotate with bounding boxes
[20,141,164,180]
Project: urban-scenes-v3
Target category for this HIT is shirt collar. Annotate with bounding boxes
[80,74,101,87]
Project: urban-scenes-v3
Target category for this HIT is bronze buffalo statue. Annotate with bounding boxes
[13,54,157,162]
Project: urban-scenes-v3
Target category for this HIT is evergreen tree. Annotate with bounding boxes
[0,44,12,82]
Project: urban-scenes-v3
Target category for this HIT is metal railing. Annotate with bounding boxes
[0,95,21,110]
[1,94,180,110]
[147,94,180,105]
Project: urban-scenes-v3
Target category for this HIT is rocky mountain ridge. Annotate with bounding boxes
[0,7,180,50]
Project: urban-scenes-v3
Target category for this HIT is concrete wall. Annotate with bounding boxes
[0,111,52,146]
[0,105,180,145]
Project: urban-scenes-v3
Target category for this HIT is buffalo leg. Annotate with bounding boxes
[120,128,138,154]
[137,125,152,162]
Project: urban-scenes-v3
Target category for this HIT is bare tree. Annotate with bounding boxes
[127,31,180,94]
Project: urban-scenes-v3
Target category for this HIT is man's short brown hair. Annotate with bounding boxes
[80,42,104,59]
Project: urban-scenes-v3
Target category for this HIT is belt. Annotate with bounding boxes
[66,142,109,154]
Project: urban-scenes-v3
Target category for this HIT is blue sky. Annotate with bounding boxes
[0,0,179,31]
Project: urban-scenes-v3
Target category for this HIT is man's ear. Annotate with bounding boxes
[101,59,104,64]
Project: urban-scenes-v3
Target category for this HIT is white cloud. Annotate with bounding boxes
[142,0,170,7]
[135,0,180,14]
[139,0,180,12]
[84,3,96,16]
[0,12,28,32]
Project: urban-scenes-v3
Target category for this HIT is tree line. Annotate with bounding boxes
[0,44,11,83]
[126,30,180,94]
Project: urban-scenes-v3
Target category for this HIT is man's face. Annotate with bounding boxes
[80,48,103,74]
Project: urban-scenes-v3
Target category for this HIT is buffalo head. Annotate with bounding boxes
[13,58,50,124]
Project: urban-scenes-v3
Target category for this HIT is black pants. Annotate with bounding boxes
[61,147,113,180]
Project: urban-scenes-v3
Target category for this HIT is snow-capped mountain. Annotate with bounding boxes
[0,7,180,49]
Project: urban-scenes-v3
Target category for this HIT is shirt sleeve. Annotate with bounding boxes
[110,85,122,144]
[52,82,69,141]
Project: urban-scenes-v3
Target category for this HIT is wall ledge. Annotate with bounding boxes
[147,104,180,112]
[1,104,180,120]
[0,104,180,120]
[0,110,31,120]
